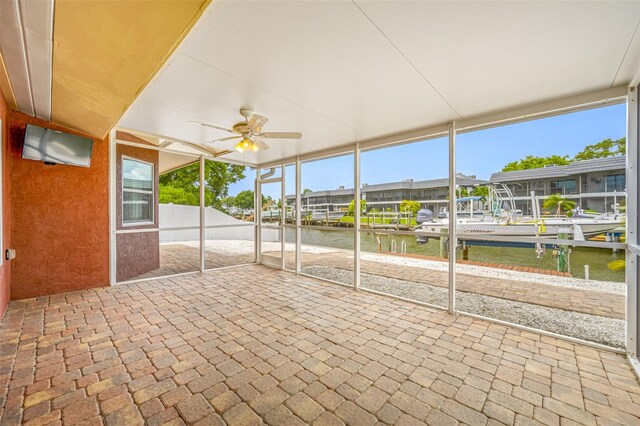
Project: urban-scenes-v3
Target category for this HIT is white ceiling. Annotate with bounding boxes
[119,0,640,166]
[0,0,53,119]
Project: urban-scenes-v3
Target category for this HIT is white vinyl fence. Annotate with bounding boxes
[159,204,279,243]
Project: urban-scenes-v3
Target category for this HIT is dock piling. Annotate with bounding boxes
[440,228,449,258]
[584,264,590,280]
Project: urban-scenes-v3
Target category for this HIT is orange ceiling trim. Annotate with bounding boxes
[51,0,212,139]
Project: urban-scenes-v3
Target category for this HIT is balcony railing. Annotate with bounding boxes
[582,182,626,193]
[549,187,579,195]
[510,188,546,197]
[510,184,627,197]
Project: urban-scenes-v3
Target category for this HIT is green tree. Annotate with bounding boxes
[221,196,235,207]
[223,190,271,210]
[456,187,470,198]
[159,185,200,205]
[159,162,245,209]
[399,200,421,217]
[502,155,570,172]
[470,185,490,208]
[573,137,625,161]
[347,199,367,216]
[303,188,313,195]
[471,185,489,198]
[233,190,256,210]
[542,194,576,217]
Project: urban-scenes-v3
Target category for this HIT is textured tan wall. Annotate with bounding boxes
[8,112,109,299]
[0,77,11,316]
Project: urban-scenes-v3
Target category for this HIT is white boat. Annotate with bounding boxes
[415,184,625,242]
[262,208,282,219]
[415,215,624,241]
[305,210,345,221]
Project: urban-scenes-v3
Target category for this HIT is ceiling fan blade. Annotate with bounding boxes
[259,132,302,139]
[252,137,270,151]
[203,136,241,145]
[247,114,268,132]
[188,120,235,134]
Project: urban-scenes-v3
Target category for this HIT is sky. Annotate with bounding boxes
[228,103,626,199]
[123,158,153,182]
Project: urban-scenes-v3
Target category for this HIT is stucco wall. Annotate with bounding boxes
[0,87,11,317]
[8,112,109,299]
[115,144,160,281]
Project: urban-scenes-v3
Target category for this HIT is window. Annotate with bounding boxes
[605,174,625,192]
[550,179,577,194]
[122,157,154,225]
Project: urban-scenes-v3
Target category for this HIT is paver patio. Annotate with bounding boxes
[129,244,625,319]
[131,245,255,280]
[304,252,625,320]
[0,265,638,425]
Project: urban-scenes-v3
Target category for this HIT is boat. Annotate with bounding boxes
[415,216,624,242]
[309,210,345,221]
[415,184,625,243]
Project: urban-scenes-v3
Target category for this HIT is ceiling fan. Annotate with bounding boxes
[189,108,302,154]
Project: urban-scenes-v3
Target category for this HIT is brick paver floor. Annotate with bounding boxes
[0,265,638,425]
[131,245,255,280]
[305,252,625,319]
[130,244,625,319]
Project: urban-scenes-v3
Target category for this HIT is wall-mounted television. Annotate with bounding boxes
[22,124,93,167]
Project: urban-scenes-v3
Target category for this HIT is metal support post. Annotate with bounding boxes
[626,84,639,359]
[255,168,261,264]
[448,121,457,314]
[281,165,286,269]
[354,144,361,290]
[199,155,205,272]
[109,129,117,285]
[295,157,302,274]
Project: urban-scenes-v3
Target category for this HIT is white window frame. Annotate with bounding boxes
[121,156,154,226]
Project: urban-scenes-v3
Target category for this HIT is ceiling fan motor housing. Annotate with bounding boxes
[232,121,250,134]
[193,108,300,155]
[239,108,254,120]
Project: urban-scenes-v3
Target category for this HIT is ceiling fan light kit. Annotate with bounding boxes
[191,109,302,155]
[234,137,258,153]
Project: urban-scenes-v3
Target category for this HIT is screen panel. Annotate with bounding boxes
[454,103,627,348]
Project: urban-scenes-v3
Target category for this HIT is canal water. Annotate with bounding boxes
[287,228,625,282]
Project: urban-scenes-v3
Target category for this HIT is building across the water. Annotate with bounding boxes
[490,156,626,214]
[286,174,487,212]
[285,157,626,215]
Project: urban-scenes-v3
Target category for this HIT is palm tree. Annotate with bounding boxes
[472,185,489,198]
[542,194,576,217]
[472,185,490,209]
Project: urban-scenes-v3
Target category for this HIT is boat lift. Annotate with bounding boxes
[422,185,583,272]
